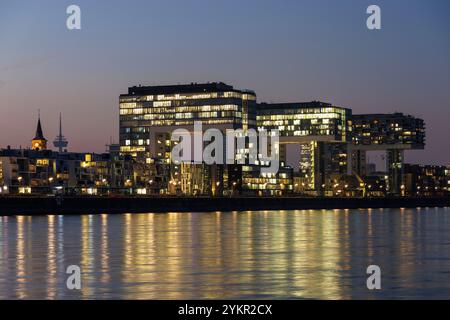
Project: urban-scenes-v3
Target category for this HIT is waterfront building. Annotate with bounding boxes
[403,164,450,197]
[257,101,352,194]
[0,121,136,195]
[119,82,256,162]
[242,163,294,196]
[119,82,261,195]
[351,113,425,194]
[361,174,388,197]
[0,147,136,195]
[2,83,438,199]
[447,166,450,192]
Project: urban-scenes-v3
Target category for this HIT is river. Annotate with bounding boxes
[0,208,449,299]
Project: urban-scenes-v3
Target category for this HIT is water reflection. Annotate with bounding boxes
[16,216,26,299]
[0,208,449,299]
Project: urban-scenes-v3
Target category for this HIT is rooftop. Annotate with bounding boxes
[258,101,332,109]
[123,82,253,96]
[257,101,350,112]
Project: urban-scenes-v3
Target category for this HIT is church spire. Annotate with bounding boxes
[34,114,45,140]
[32,111,47,151]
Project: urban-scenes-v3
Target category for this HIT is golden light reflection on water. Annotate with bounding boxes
[100,214,110,284]
[0,208,449,299]
[15,216,26,299]
[47,215,56,299]
[81,215,94,298]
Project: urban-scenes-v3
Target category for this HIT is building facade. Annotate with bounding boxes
[119,82,257,162]
[351,113,426,194]
[119,82,269,195]
[403,164,450,197]
[2,82,439,198]
[257,101,352,194]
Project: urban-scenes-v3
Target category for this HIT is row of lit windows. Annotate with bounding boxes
[120,146,146,152]
[120,104,241,113]
[259,107,346,115]
[259,123,338,130]
[120,111,243,121]
[257,126,338,137]
[259,119,338,126]
[125,139,151,146]
[120,119,240,127]
[257,113,341,121]
[120,91,256,103]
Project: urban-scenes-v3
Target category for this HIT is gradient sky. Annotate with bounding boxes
[1,0,449,165]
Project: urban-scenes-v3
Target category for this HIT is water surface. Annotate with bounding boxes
[0,208,450,299]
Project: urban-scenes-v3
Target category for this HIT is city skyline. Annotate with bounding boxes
[3,81,444,199]
[1,1,450,303]
[1,0,450,165]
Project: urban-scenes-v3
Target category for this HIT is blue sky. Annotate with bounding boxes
[1,0,449,164]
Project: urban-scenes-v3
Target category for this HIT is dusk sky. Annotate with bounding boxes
[1,0,449,165]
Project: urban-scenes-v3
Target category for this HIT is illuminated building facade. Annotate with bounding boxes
[0,147,135,195]
[119,82,256,162]
[257,101,352,194]
[403,164,450,197]
[257,102,352,142]
[242,164,294,196]
[1,82,438,198]
[351,113,425,194]
[0,118,137,195]
[119,82,258,194]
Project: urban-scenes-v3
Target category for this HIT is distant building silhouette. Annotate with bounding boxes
[53,113,68,153]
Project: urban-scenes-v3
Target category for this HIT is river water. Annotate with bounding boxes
[0,208,449,299]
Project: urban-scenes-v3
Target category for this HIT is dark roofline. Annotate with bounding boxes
[352,113,424,121]
[257,101,351,112]
[353,113,406,117]
[121,82,254,96]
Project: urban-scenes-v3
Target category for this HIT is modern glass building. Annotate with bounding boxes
[119,82,257,162]
[352,113,425,148]
[351,113,426,194]
[119,82,259,195]
[256,102,352,193]
[257,101,352,143]
[117,83,428,196]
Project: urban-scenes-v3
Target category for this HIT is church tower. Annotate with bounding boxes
[32,113,47,151]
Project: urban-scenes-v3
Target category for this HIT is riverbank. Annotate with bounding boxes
[0,196,450,215]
